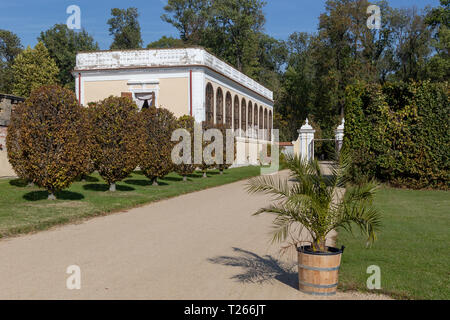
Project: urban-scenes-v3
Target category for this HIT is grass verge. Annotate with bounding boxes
[0,167,261,239]
[337,187,450,300]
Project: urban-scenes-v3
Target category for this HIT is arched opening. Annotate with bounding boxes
[241,98,247,136]
[254,104,258,136]
[205,83,214,125]
[269,110,273,141]
[259,106,263,140]
[248,101,253,138]
[233,96,240,132]
[216,87,223,124]
[264,109,268,141]
[225,92,232,128]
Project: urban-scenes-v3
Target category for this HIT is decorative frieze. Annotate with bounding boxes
[75,48,273,101]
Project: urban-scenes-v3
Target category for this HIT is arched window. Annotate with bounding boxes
[225,92,232,128]
[241,98,247,136]
[259,106,263,140]
[259,106,263,130]
[205,83,214,125]
[269,110,273,141]
[264,109,268,141]
[234,96,240,132]
[216,87,223,124]
[248,101,253,136]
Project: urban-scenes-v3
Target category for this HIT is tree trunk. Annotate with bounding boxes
[203,172,207,178]
[109,183,116,192]
[27,182,34,187]
[313,239,327,253]
[220,170,224,175]
[152,178,159,186]
[183,176,187,182]
[48,192,56,201]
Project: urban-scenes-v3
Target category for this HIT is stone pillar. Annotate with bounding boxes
[335,118,345,154]
[294,119,316,161]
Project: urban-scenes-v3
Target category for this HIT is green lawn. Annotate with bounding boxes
[0,166,261,239]
[337,187,450,300]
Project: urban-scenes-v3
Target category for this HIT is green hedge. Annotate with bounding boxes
[344,81,449,190]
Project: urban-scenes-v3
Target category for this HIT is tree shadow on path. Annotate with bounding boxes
[208,247,298,290]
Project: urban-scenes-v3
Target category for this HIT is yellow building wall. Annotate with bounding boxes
[84,80,129,104]
[158,77,189,118]
[83,77,189,118]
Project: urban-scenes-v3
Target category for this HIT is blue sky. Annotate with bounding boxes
[0,0,441,50]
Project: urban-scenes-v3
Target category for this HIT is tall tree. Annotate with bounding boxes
[147,36,185,49]
[162,0,266,77]
[11,42,59,97]
[425,0,449,81]
[38,24,99,89]
[0,30,22,93]
[205,0,266,75]
[162,0,210,44]
[108,7,143,49]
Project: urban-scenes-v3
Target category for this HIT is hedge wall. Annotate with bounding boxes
[344,81,449,190]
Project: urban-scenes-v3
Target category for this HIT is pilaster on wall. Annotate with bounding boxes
[293,119,316,161]
[335,119,345,153]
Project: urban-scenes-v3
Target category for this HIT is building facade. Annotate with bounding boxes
[74,48,274,165]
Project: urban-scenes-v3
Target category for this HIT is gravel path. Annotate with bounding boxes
[0,170,391,300]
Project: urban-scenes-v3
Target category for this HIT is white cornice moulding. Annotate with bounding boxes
[127,79,160,85]
[75,48,273,101]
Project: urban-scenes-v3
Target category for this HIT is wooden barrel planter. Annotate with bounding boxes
[297,246,344,296]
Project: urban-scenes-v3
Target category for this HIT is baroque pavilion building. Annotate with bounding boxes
[73,47,274,165]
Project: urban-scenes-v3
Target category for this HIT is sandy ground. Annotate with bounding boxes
[0,170,391,300]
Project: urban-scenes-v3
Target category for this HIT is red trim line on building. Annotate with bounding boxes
[189,70,193,116]
[78,73,81,105]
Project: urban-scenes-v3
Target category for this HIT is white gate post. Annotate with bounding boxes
[335,118,345,153]
[295,118,316,161]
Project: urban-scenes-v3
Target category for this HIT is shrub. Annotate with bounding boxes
[139,107,178,185]
[344,81,449,189]
[6,85,91,199]
[6,102,33,182]
[90,96,140,191]
[173,115,196,181]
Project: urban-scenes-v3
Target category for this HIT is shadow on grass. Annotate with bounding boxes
[78,175,99,183]
[9,179,29,187]
[208,247,298,290]
[161,176,183,182]
[23,191,85,201]
[124,179,153,187]
[82,184,135,192]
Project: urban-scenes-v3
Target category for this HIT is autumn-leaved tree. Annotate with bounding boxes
[90,96,141,191]
[140,107,178,185]
[5,102,31,181]
[214,123,235,174]
[11,42,59,97]
[173,115,196,181]
[6,85,91,199]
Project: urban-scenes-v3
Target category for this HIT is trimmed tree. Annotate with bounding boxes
[6,102,32,182]
[200,121,219,178]
[174,115,196,181]
[90,96,141,191]
[214,123,235,174]
[6,85,91,199]
[140,107,178,185]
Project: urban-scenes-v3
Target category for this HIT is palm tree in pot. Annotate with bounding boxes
[245,153,381,295]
